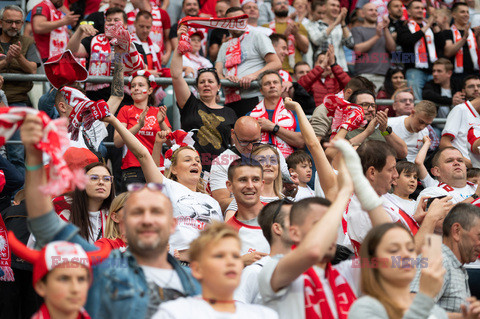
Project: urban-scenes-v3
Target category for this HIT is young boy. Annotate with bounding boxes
[286,150,315,201]
[467,168,480,185]
[383,161,419,217]
[153,223,278,318]
[8,233,111,319]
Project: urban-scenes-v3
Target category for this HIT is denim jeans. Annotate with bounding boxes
[6,103,30,178]
[406,68,433,100]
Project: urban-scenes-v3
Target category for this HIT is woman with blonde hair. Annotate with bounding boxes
[95,192,129,251]
[348,223,448,319]
[103,115,223,264]
[224,144,284,220]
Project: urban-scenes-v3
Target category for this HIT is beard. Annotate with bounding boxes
[274,9,289,18]
[126,227,168,255]
[5,29,19,38]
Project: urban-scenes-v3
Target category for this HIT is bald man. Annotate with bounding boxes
[210,116,290,212]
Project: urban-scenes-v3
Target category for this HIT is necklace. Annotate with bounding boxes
[202,297,236,304]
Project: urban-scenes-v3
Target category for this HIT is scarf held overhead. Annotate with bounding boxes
[0,108,87,196]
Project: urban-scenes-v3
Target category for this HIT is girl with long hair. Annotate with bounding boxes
[349,223,447,319]
[54,162,115,243]
[95,192,129,251]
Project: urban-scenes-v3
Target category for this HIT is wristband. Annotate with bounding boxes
[25,163,43,171]
[472,193,479,200]
[272,125,280,134]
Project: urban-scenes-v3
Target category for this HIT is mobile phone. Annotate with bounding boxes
[424,234,442,262]
[426,195,447,210]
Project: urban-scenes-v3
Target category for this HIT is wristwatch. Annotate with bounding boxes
[472,193,479,200]
[381,126,392,136]
[272,125,280,134]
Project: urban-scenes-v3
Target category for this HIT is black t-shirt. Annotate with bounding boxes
[169,22,178,39]
[179,93,237,170]
[443,29,475,75]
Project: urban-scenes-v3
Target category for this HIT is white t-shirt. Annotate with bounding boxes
[209,148,291,192]
[182,54,213,78]
[346,195,400,255]
[153,297,278,319]
[442,101,480,160]
[69,120,108,152]
[388,116,429,162]
[383,193,416,217]
[467,126,480,168]
[162,178,223,251]
[258,256,359,319]
[226,196,279,212]
[226,216,270,255]
[294,186,315,201]
[234,256,271,304]
[314,172,326,198]
[247,25,274,36]
[415,181,476,209]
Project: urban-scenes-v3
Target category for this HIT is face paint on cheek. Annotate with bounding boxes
[142,89,148,94]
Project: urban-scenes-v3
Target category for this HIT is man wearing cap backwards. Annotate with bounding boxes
[19,113,201,319]
[66,7,146,102]
[31,0,80,61]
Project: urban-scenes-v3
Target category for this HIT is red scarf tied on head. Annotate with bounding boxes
[291,244,356,319]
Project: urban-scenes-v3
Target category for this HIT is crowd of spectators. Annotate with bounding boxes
[2,0,480,318]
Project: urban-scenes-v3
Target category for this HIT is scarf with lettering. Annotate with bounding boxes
[44,0,69,58]
[87,34,111,91]
[451,24,479,73]
[269,20,296,68]
[0,214,13,281]
[250,98,296,157]
[408,20,437,68]
[32,304,91,319]
[292,245,356,319]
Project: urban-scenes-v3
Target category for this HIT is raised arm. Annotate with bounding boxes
[284,98,338,201]
[105,51,125,120]
[171,24,193,109]
[65,24,96,57]
[268,152,353,292]
[32,11,79,34]
[104,115,164,183]
[21,114,52,218]
[415,135,432,180]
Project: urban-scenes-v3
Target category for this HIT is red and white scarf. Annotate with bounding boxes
[408,20,437,68]
[127,5,165,52]
[250,98,296,157]
[269,20,296,68]
[0,108,87,196]
[134,34,162,72]
[279,69,292,82]
[87,34,111,91]
[451,24,479,73]
[292,246,356,319]
[32,304,91,319]
[0,214,14,281]
[44,0,69,58]
[224,32,248,104]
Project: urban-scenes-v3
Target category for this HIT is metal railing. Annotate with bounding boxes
[0,73,447,125]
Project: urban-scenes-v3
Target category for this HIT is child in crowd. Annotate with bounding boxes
[467,168,480,185]
[152,223,278,318]
[415,135,438,188]
[286,150,315,201]
[8,234,111,319]
[383,161,419,217]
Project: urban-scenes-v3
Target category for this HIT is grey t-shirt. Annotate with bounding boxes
[351,26,390,76]
[217,29,276,99]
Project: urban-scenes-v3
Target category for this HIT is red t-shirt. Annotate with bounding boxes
[117,105,171,169]
[32,1,56,60]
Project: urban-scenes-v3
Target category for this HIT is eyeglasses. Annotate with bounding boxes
[2,19,23,25]
[234,132,262,148]
[398,98,414,104]
[87,174,114,183]
[273,1,289,6]
[272,198,294,224]
[127,183,165,192]
[358,102,377,109]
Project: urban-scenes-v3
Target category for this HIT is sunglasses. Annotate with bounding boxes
[198,67,217,75]
[272,198,294,224]
[127,183,165,192]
